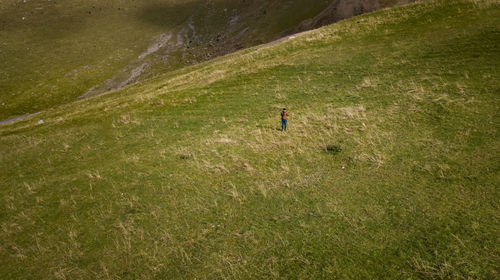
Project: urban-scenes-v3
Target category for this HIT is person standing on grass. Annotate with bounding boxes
[281,108,288,131]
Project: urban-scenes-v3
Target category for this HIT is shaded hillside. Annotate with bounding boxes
[0,0,411,120]
[0,0,498,279]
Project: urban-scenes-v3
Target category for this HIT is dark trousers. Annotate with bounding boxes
[281,119,287,131]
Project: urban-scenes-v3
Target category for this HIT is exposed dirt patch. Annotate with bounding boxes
[0,112,40,126]
[139,33,172,59]
[78,62,150,99]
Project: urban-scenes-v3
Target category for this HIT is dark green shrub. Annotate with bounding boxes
[326,144,342,154]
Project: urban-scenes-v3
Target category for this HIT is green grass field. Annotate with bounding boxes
[1,0,499,278]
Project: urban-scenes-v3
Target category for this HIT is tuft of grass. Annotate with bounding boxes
[326,144,342,154]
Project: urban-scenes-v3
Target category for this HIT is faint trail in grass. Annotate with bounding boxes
[0,112,39,126]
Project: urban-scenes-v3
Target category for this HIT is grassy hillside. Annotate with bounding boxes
[1,0,499,279]
[0,0,411,121]
[0,0,335,120]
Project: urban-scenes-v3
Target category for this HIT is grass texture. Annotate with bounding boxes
[0,0,499,278]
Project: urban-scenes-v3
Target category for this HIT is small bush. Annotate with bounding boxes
[326,144,342,154]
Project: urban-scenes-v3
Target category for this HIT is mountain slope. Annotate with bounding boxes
[0,0,499,279]
[0,0,410,120]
